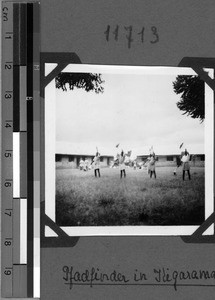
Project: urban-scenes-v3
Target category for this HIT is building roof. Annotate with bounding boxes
[56,141,204,158]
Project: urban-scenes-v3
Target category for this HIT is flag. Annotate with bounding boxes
[127,150,132,157]
[179,143,184,149]
[149,146,153,154]
[116,143,120,148]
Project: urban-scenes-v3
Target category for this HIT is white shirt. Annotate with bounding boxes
[181,154,189,163]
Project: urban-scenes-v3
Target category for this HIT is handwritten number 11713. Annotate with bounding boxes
[104,25,159,48]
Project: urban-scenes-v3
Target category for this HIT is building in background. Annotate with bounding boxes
[56,153,114,168]
[56,152,204,169]
[137,153,204,167]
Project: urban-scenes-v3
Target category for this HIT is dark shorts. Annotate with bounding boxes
[183,162,190,171]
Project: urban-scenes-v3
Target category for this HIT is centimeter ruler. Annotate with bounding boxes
[1,1,40,298]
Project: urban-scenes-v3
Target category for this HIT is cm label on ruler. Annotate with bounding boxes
[2,5,9,21]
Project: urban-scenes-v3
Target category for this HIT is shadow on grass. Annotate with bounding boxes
[56,192,204,226]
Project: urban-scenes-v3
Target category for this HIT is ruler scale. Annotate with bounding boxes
[2,2,14,297]
[13,3,27,297]
[27,3,34,297]
[1,1,40,298]
[33,2,40,297]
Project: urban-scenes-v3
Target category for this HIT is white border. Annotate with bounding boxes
[13,132,20,198]
[205,79,214,223]
[45,64,214,236]
[20,198,27,263]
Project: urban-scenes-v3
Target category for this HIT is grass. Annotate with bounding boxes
[56,166,205,226]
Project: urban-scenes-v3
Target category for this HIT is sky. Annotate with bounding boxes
[55,69,205,157]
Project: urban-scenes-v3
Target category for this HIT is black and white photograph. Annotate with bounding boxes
[45,65,213,236]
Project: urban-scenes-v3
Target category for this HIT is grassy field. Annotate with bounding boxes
[56,166,205,226]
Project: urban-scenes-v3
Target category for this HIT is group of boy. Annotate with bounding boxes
[146,148,191,180]
[83,148,192,181]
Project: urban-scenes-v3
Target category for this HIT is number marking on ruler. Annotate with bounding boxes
[1,1,14,297]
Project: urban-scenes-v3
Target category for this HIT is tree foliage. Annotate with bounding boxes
[173,75,205,122]
[55,72,104,94]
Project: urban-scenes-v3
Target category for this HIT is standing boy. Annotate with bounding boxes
[93,152,101,177]
[148,153,156,179]
[181,149,191,180]
[119,150,126,178]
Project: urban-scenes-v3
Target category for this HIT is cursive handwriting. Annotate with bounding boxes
[63,266,215,291]
[154,267,215,291]
[63,266,129,289]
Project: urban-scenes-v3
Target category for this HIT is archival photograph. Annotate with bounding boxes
[52,66,210,229]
